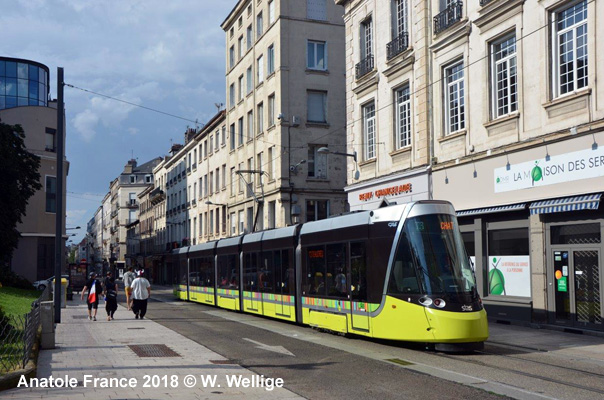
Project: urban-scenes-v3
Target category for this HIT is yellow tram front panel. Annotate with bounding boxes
[424,307,489,343]
[176,285,188,301]
[371,296,435,342]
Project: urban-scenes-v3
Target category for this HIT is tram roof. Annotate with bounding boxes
[217,235,242,249]
[242,225,298,244]
[188,240,217,253]
[174,246,189,255]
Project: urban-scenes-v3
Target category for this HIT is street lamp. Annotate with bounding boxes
[66,226,81,230]
[317,147,360,180]
[205,200,226,207]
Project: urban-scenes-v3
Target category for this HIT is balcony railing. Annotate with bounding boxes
[434,1,463,35]
[386,32,409,60]
[479,0,493,6]
[355,55,374,80]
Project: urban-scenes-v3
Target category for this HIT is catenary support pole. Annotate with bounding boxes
[54,67,65,323]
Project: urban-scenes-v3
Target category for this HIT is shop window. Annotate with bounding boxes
[551,223,601,245]
[487,228,530,297]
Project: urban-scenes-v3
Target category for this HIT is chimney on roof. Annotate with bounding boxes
[185,127,197,144]
[124,159,137,174]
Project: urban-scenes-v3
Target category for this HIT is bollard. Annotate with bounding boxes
[40,301,56,349]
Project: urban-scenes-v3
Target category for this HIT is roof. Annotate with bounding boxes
[133,157,163,174]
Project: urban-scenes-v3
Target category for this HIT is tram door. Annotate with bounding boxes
[552,249,602,328]
[350,242,370,331]
[274,250,292,318]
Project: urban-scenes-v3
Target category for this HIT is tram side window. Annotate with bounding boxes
[179,260,188,286]
[326,243,347,298]
[226,254,238,289]
[281,250,293,295]
[218,255,236,289]
[260,251,275,292]
[243,252,258,291]
[189,258,200,286]
[200,257,214,287]
[388,232,421,295]
[350,241,367,301]
[306,245,326,296]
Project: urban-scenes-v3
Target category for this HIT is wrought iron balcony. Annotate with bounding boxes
[355,55,374,80]
[434,1,463,35]
[479,0,493,6]
[386,33,409,60]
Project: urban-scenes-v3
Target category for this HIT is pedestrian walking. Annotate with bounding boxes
[103,271,118,321]
[81,272,102,321]
[130,270,151,319]
[123,267,136,310]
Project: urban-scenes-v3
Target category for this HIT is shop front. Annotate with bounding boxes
[433,132,604,332]
[345,167,431,211]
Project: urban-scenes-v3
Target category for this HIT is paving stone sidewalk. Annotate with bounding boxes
[2,297,302,400]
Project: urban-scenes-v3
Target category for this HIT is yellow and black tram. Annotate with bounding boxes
[172,200,488,351]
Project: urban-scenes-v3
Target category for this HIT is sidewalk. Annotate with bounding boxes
[1,296,302,400]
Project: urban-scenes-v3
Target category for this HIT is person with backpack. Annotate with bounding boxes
[81,272,103,321]
[103,271,118,321]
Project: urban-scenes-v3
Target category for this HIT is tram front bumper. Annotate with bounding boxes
[424,308,489,344]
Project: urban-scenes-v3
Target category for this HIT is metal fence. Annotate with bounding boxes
[0,286,50,373]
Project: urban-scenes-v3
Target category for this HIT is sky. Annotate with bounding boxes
[2,0,238,243]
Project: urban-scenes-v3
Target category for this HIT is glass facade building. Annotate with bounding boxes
[0,57,49,110]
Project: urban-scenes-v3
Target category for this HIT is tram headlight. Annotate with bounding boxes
[433,298,446,308]
[419,297,433,306]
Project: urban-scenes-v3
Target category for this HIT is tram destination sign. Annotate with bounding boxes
[494,146,604,193]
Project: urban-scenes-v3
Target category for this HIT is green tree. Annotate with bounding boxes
[0,121,42,267]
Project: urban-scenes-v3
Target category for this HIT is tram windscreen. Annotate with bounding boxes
[389,214,475,296]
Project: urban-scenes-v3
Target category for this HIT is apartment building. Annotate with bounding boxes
[221,0,348,227]
[105,157,162,274]
[336,0,432,211]
[339,0,604,332]
[0,56,69,282]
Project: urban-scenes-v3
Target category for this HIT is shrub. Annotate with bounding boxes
[0,267,34,290]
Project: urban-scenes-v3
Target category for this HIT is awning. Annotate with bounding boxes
[457,203,526,217]
[529,193,602,215]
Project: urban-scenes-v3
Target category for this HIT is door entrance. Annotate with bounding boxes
[552,249,602,328]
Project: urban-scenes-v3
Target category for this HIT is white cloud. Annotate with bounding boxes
[72,109,99,142]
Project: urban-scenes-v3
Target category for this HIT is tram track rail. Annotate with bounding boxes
[429,343,604,397]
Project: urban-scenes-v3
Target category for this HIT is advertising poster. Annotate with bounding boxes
[488,255,531,297]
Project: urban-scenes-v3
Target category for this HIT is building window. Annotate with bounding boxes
[239,210,245,234]
[257,152,263,186]
[229,83,235,109]
[307,91,327,123]
[487,227,530,297]
[45,176,56,213]
[238,75,244,101]
[307,0,327,21]
[269,0,275,24]
[246,66,253,94]
[444,60,465,134]
[247,110,254,141]
[308,144,327,179]
[257,102,264,133]
[229,46,235,69]
[393,0,408,38]
[257,55,264,83]
[395,85,411,149]
[267,44,275,75]
[268,146,274,179]
[130,175,135,183]
[362,101,376,160]
[238,36,244,59]
[361,18,373,60]
[553,0,588,97]
[222,164,226,189]
[145,175,152,183]
[257,12,264,38]
[307,40,327,70]
[238,163,244,193]
[491,34,517,118]
[230,167,236,196]
[222,126,226,146]
[246,25,253,50]
[268,94,276,126]
[306,200,329,221]
[268,201,276,229]
[230,27,234,38]
[215,168,220,193]
[231,212,236,234]
[230,123,236,150]
[215,130,220,151]
[45,127,56,152]
[238,117,244,146]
